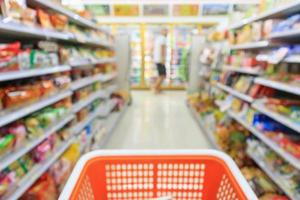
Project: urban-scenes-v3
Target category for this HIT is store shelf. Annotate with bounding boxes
[255,77,300,96]
[80,121,103,153]
[71,104,109,135]
[0,90,72,127]
[0,65,70,82]
[229,1,300,30]
[72,90,107,113]
[215,83,254,103]
[257,54,300,63]
[71,74,106,91]
[0,113,74,172]
[186,102,220,150]
[97,105,128,148]
[284,55,300,63]
[100,72,118,82]
[0,20,111,48]
[70,58,116,68]
[229,41,272,50]
[0,20,71,40]
[4,136,75,200]
[106,84,119,96]
[223,65,263,75]
[27,0,110,36]
[252,101,300,133]
[92,57,116,65]
[98,99,118,118]
[228,111,300,170]
[269,29,300,39]
[247,151,299,200]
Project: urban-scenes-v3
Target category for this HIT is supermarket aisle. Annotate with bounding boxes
[105,91,212,149]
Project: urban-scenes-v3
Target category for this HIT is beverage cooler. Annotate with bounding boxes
[108,24,201,90]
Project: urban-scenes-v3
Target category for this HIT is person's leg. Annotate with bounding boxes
[154,75,165,93]
[154,63,166,93]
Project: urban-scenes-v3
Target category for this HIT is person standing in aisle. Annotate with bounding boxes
[153,29,167,94]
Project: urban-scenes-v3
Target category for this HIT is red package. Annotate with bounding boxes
[242,57,257,67]
[20,173,58,200]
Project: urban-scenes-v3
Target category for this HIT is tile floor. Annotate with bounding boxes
[104,91,212,149]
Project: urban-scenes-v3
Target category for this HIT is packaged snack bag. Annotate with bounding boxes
[1,0,26,22]
[37,9,53,29]
[20,173,58,200]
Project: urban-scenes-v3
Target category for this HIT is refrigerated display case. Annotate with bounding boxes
[108,24,202,90]
[111,25,143,87]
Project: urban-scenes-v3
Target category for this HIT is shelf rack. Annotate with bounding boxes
[70,72,116,91]
[229,1,300,30]
[255,77,300,96]
[222,65,263,75]
[190,2,300,198]
[0,1,122,198]
[0,21,112,48]
[252,101,300,133]
[0,113,74,172]
[68,58,117,68]
[228,110,300,170]
[247,151,299,200]
[0,90,72,127]
[72,90,108,113]
[0,65,70,82]
[229,41,272,50]
[4,136,76,200]
[269,29,300,40]
[97,105,128,149]
[215,83,254,103]
[27,0,110,36]
[186,102,220,150]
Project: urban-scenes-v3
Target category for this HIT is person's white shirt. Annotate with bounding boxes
[153,34,166,64]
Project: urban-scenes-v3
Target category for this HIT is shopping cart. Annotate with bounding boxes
[59,150,257,200]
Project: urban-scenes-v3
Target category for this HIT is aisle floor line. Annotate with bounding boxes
[104,91,212,149]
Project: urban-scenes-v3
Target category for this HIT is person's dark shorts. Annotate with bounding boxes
[156,63,166,76]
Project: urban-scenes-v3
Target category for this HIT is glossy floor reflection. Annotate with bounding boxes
[104,91,212,149]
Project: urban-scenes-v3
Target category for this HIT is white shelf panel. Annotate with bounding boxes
[0,114,74,172]
[228,111,300,170]
[215,83,254,103]
[96,100,117,118]
[100,72,118,82]
[0,90,72,127]
[71,105,107,135]
[92,57,116,64]
[229,41,271,50]
[247,151,299,200]
[71,74,107,91]
[97,105,128,149]
[255,77,300,96]
[269,29,300,39]
[70,58,116,67]
[186,102,220,150]
[223,65,263,75]
[229,1,300,30]
[72,90,107,113]
[0,21,112,48]
[0,21,71,40]
[0,65,70,82]
[4,136,75,200]
[284,55,300,63]
[252,102,300,133]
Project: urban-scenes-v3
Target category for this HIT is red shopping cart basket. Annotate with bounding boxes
[60,150,257,200]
